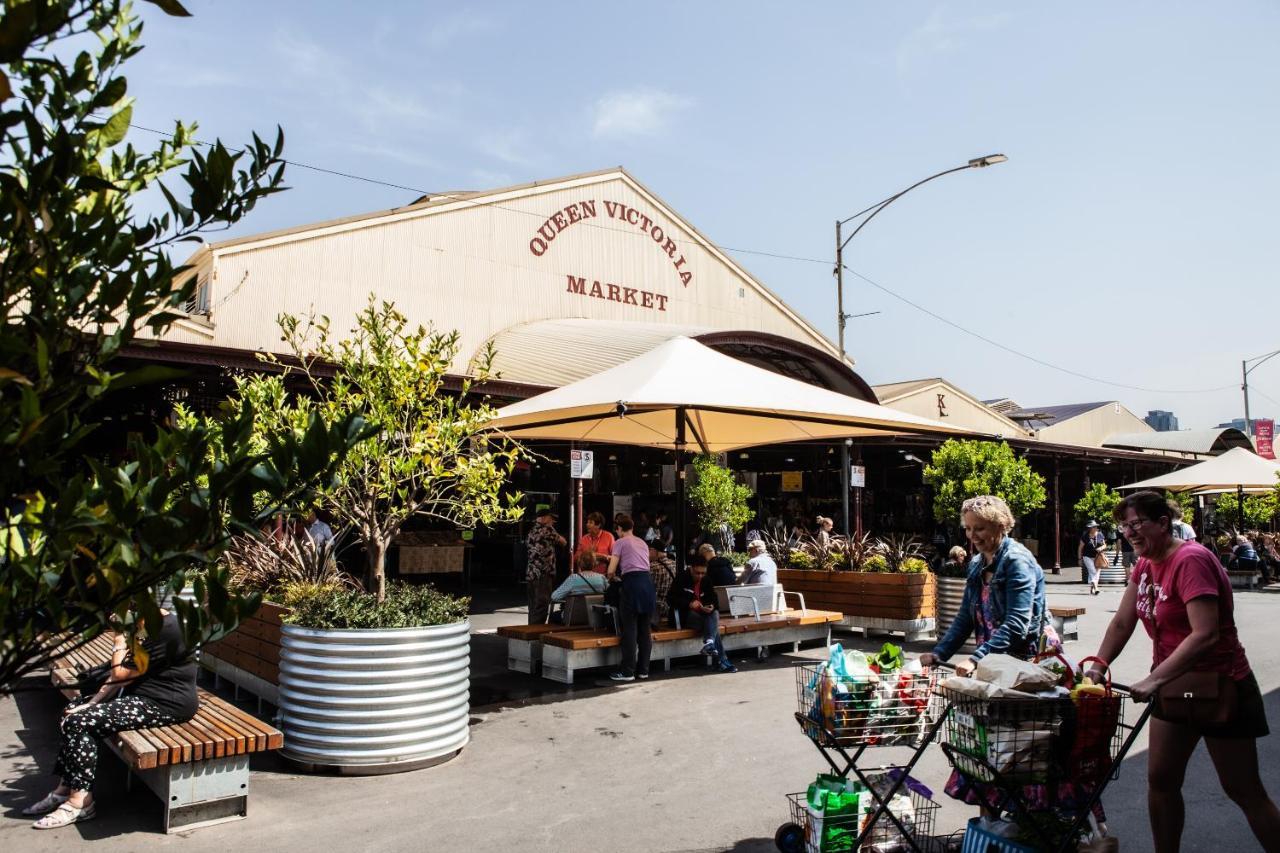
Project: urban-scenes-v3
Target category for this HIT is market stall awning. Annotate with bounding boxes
[486,336,972,453]
[1117,446,1280,493]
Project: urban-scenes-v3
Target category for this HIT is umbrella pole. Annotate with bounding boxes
[1239,483,1246,531]
[676,407,687,571]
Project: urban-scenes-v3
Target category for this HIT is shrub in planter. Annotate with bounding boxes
[276,581,473,773]
[724,551,750,568]
[861,554,890,573]
[281,582,469,629]
[899,557,929,574]
[788,549,816,570]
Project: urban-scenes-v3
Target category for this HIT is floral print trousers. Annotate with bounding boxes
[55,697,176,791]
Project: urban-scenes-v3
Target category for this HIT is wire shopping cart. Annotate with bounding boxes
[775,660,949,853]
[937,657,1152,853]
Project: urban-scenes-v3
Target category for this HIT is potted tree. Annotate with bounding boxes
[1073,483,1122,584]
[687,454,754,553]
[225,299,525,773]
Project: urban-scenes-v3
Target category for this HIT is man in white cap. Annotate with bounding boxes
[740,539,777,587]
[1078,520,1105,595]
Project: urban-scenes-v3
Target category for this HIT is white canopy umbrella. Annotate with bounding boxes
[488,336,968,452]
[1117,447,1280,493]
[487,336,974,559]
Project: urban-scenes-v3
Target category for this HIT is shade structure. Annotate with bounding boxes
[487,336,970,452]
[1118,446,1280,493]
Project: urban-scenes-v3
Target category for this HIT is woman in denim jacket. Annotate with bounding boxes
[921,495,1050,676]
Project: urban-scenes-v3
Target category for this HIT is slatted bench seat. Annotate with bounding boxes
[1050,605,1086,642]
[496,623,569,673]
[49,633,282,833]
[535,609,842,684]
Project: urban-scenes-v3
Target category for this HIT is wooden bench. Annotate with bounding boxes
[49,634,283,833]
[1050,605,1086,642]
[495,623,567,674]
[534,609,843,684]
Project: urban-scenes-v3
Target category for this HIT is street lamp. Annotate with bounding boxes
[1242,348,1280,444]
[834,154,1007,535]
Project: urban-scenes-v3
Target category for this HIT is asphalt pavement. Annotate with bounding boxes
[2,573,1278,852]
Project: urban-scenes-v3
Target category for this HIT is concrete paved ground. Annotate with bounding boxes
[3,575,1278,852]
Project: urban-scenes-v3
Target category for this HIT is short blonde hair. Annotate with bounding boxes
[948,546,967,563]
[960,495,1016,534]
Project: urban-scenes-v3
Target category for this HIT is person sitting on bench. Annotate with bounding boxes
[550,550,609,621]
[669,556,737,673]
[740,539,777,586]
[25,606,197,830]
[698,543,738,588]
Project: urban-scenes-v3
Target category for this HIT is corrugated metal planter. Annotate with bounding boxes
[934,576,975,652]
[278,619,470,775]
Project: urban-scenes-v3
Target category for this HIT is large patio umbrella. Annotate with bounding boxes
[486,336,973,560]
[1117,447,1280,493]
[1118,446,1280,529]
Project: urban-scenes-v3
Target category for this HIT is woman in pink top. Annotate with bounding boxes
[1090,490,1280,853]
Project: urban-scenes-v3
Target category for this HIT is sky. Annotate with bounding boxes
[124,1,1280,429]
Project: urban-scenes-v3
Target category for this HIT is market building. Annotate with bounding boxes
[123,168,1206,580]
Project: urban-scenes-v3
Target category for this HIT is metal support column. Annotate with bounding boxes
[675,407,687,571]
[1052,458,1062,573]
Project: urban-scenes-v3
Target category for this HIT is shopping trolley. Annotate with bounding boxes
[775,660,950,853]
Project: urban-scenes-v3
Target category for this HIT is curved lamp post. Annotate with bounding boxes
[835,154,1007,536]
[1243,348,1280,445]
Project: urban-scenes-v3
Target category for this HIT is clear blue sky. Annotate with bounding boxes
[128,1,1280,429]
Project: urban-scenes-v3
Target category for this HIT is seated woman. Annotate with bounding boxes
[25,604,197,829]
[552,550,609,603]
[941,545,968,574]
[669,555,736,673]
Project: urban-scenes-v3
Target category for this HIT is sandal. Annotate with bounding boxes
[32,801,95,830]
[22,792,68,816]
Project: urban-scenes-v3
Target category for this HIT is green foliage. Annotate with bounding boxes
[787,548,815,569]
[899,557,930,574]
[876,534,925,572]
[1165,491,1195,524]
[1214,491,1278,530]
[281,582,469,630]
[0,1,367,693]
[1073,483,1121,530]
[724,550,749,568]
[226,299,527,601]
[871,642,904,672]
[861,554,890,573]
[922,440,1048,526]
[688,455,754,537]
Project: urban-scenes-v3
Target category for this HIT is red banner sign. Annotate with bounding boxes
[1255,418,1275,459]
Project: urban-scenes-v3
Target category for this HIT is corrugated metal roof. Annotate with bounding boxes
[1008,402,1112,431]
[482,319,716,386]
[1103,428,1254,455]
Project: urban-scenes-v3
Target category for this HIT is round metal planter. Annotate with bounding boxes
[279,619,470,774]
[934,576,974,651]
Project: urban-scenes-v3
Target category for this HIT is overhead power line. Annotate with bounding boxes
[127,122,1237,398]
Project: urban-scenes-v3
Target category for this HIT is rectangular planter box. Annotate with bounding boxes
[202,601,288,701]
[777,569,936,622]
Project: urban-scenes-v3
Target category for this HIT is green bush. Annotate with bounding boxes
[724,551,750,567]
[899,557,930,574]
[787,549,815,570]
[281,582,469,630]
[861,554,890,573]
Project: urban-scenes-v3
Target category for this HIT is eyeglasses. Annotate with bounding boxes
[1119,518,1151,534]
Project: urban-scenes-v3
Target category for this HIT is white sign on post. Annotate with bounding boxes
[850,464,866,488]
[571,449,594,479]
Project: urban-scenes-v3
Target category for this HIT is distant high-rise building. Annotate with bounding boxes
[1216,417,1272,436]
[1145,410,1179,432]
